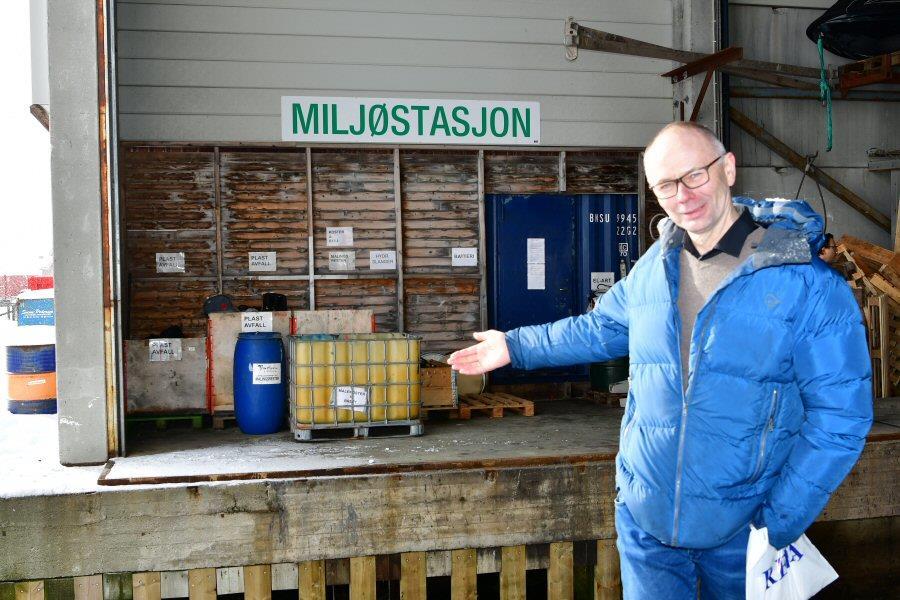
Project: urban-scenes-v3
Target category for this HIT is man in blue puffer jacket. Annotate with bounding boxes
[448,122,872,598]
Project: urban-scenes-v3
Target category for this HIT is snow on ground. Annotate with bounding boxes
[0,319,104,498]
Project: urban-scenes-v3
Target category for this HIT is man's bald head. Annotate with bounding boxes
[644,122,725,170]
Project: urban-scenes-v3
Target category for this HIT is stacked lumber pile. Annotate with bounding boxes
[835,236,900,398]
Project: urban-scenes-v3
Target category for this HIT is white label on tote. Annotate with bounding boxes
[242,312,274,332]
[27,379,47,386]
[333,386,369,410]
[149,339,182,362]
[251,363,282,385]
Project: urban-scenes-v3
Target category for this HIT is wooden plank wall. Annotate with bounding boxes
[121,145,639,352]
[122,148,218,338]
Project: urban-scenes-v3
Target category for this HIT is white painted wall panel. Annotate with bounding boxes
[115,0,678,146]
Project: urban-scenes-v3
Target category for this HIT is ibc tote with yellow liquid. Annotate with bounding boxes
[289,333,421,432]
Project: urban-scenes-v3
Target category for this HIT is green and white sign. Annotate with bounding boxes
[281,96,540,145]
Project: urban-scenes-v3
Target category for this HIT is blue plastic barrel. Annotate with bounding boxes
[8,399,57,415]
[233,332,285,435]
[6,345,56,374]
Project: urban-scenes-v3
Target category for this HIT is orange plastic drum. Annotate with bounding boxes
[7,372,57,401]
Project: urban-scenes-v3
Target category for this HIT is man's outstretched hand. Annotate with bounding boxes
[447,330,511,375]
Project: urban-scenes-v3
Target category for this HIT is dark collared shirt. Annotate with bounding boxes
[682,208,758,261]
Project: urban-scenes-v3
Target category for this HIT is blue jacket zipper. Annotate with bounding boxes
[750,388,779,482]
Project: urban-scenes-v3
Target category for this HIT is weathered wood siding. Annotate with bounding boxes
[121,145,639,350]
[312,150,395,273]
[220,150,309,276]
[115,0,675,147]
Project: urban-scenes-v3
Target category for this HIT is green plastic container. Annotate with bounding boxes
[590,357,629,391]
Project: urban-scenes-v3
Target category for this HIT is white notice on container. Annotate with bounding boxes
[590,272,615,293]
[369,250,397,270]
[527,263,545,290]
[526,238,545,264]
[326,227,354,247]
[248,251,276,272]
[451,247,478,267]
[155,252,185,273]
[252,363,282,385]
[149,338,182,362]
[329,251,356,271]
[242,312,274,332]
[333,386,369,411]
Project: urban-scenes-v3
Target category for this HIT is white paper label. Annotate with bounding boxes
[527,263,545,290]
[27,379,47,386]
[251,363,282,385]
[451,247,478,267]
[149,339,182,362]
[329,251,356,271]
[155,252,185,273]
[526,238,545,264]
[326,226,354,247]
[241,312,274,332]
[369,250,397,270]
[249,251,276,271]
[332,386,369,411]
[590,272,615,292]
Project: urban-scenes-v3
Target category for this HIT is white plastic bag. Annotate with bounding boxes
[746,526,838,599]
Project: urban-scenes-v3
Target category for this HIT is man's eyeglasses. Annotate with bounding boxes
[650,154,727,200]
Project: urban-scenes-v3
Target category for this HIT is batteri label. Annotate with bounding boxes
[252,363,282,385]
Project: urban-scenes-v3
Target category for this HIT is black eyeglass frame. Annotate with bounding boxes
[650,153,728,200]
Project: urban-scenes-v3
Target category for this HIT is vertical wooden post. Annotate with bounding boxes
[451,549,477,600]
[393,148,405,332]
[500,546,525,600]
[14,581,44,600]
[73,576,102,600]
[298,560,326,600]
[350,556,377,600]
[306,147,316,310]
[548,542,573,600]
[594,538,621,600]
[400,552,426,600]
[132,573,161,600]
[477,150,487,331]
[558,151,567,193]
[187,568,216,600]
[213,147,224,294]
[243,565,272,600]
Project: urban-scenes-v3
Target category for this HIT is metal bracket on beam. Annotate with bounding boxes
[564,17,578,61]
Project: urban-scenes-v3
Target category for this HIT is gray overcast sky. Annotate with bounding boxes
[0,1,53,274]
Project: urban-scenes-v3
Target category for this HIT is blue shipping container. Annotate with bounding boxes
[487,193,639,384]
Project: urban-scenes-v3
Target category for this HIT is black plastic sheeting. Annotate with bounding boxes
[806,1,900,59]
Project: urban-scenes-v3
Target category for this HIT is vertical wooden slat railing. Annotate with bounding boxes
[349,556,376,600]
[499,546,525,600]
[400,552,426,600]
[133,572,161,600]
[187,568,216,600]
[2,540,624,600]
[450,549,477,600]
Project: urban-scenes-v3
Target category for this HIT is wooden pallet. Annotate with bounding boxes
[292,422,423,442]
[582,390,627,407]
[423,393,535,420]
[125,414,204,431]
[212,412,236,430]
